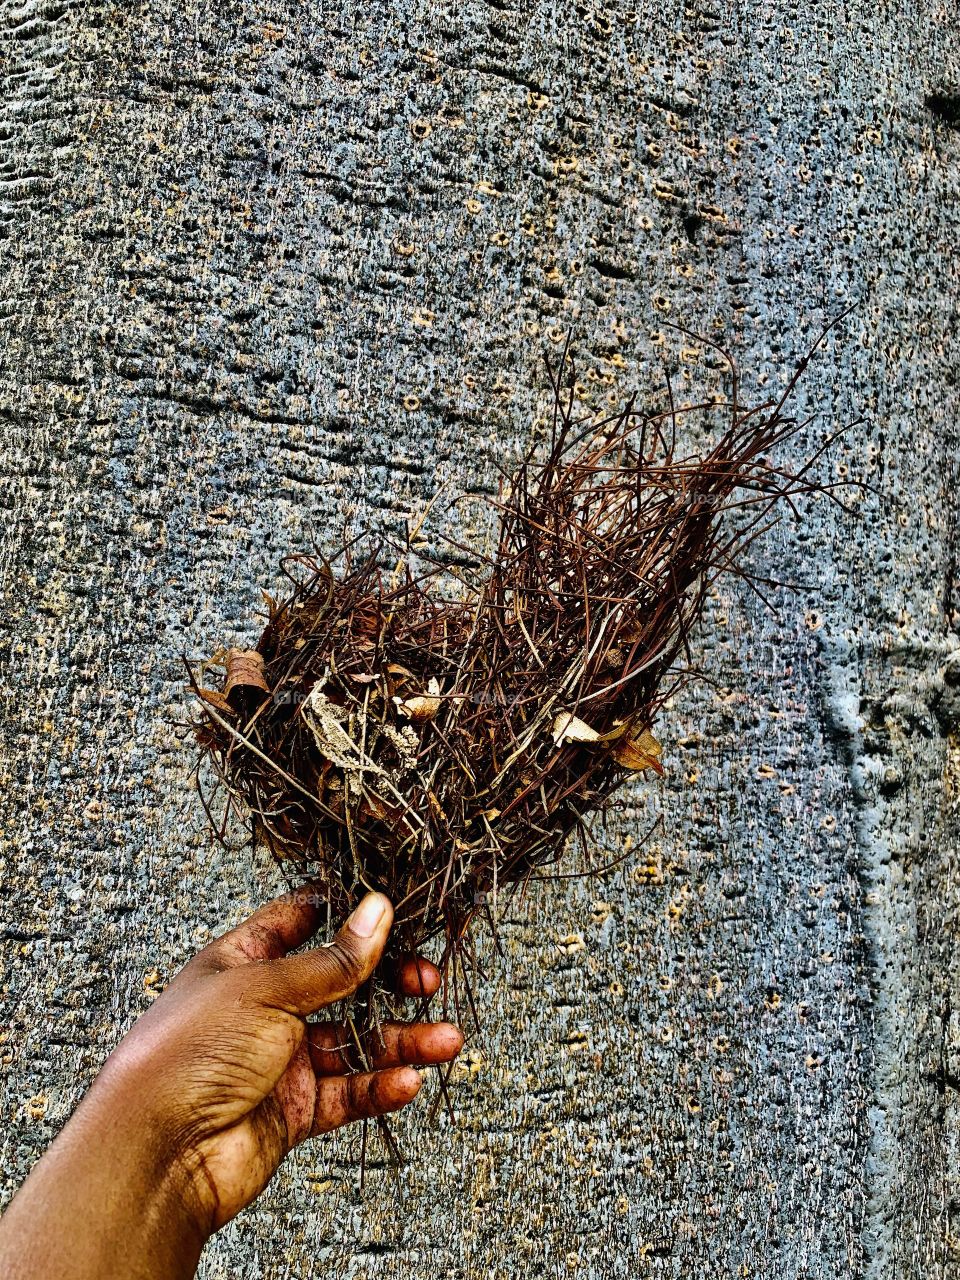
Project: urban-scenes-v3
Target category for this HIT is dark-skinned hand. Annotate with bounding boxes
[0,890,463,1280]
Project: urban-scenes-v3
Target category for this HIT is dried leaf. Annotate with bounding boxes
[552,711,600,744]
[395,677,442,722]
[301,686,384,776]
[196,687,234,714]
[359,792,395,822]
[223,648,270,698]
[612,727,664,774]
[426,788,448,821]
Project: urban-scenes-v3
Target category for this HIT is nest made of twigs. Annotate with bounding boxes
[189,330,846,1018]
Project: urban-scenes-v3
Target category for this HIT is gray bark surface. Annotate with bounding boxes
[1,0,959,1276]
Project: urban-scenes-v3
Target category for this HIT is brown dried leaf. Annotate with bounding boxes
[612,727,664,774]
[196,687,234,715]
[426,788,448,821]
[223,648,270,699]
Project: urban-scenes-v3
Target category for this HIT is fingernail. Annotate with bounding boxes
[346,893,388,938]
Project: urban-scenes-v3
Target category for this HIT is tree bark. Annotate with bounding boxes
[2,0,959,1276]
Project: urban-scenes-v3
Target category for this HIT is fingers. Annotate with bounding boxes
[193,884,325,973]
[310,1066,423,1136]
[389,955,442,999]
[245,893,393,1017]
[307,1020,464,1075]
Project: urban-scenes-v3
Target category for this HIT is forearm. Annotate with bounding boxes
[0,1081,210,1280]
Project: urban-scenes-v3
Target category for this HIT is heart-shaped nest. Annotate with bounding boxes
[189,337,840,1021]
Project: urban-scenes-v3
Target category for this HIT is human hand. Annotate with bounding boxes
[0,890,463,1280]
[101,889,462,1230]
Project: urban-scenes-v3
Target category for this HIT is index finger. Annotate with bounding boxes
[200,884,326,971]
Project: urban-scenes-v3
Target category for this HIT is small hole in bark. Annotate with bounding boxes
[682,212,703,243]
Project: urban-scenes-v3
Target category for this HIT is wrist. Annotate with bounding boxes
[0,1067,212,1280]
[82,1059,217,1246]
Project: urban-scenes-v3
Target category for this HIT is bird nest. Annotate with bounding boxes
[189,336,842,1023]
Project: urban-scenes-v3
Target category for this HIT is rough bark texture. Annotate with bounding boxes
[2,0,959,1276]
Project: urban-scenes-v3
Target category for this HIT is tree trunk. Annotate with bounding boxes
[2,0,959,1276]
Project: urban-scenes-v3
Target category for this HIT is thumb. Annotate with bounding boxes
[246,893,394,1016]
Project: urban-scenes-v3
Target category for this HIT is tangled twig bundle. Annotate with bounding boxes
[190,330,845,1024]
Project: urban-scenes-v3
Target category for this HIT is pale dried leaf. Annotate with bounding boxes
[395,676,442,722]
[301,686,384,775]
[552,711,600,745]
